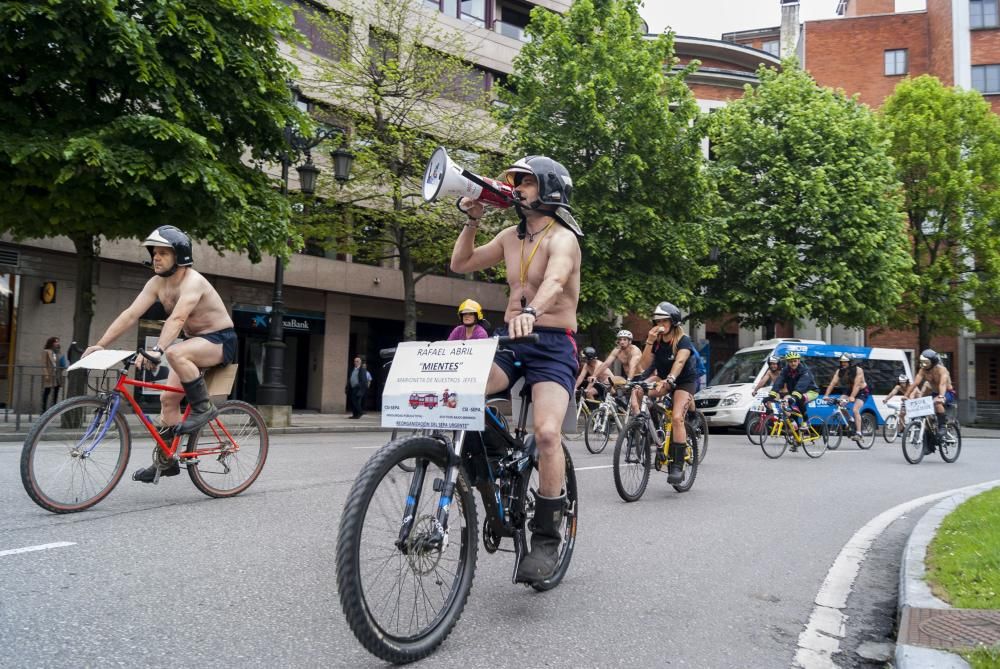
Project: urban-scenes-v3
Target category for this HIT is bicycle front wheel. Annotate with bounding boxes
[824,415,845,451]
[186,400,268,498]
[584,405,616,454]
[613,418,652,502]
[337,436,477,664]
[882,414,900,443]
[901,422,925,464]
[801,416,828,459]
[760,418,787,459]
[857,413,876,450]
[20,396,131,514]
[517,440,578,592]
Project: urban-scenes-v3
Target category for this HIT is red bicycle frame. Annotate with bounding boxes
[113,373,237,460]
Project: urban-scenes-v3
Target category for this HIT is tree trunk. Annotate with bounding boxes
[917,314,931,354]
[63,234,98,427]
[398,226,418,342]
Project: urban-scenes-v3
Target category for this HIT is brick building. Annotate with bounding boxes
[722,0,1000,423]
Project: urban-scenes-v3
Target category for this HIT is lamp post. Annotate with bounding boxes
[256,125,354,411]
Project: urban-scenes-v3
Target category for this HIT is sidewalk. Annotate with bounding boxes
[0,410,392,443]
[895,480,1000,668]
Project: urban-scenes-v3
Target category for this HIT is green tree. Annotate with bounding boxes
[498,0,713,331]
[0,0,306,395]
[881,75,1000,350]
[300,0,501,340]
[704,63,911,336]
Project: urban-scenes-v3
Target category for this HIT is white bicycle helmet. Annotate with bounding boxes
[616,329,633,340]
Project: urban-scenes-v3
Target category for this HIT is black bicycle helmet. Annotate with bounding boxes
[583,346,598,360]
[651,302,682,325]
[919,349,940,368]
[142,226,193,277]
[500,156,573,210]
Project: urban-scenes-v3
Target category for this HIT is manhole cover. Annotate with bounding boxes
[900,607,1000,650]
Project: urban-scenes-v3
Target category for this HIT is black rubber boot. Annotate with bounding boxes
[132,442,180,483]
[667,441,686,485]
[935,413,948,445]
[515,492,565,584]
[176,376,218,435]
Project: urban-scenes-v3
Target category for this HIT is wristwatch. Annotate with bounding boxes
[151,345,164,355]
[521,306,538,319]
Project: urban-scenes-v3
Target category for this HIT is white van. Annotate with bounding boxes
[694,338,913,429]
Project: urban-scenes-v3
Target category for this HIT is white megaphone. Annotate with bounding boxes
[422,146,517,209]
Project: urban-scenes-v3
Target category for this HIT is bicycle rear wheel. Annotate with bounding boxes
[613,418,652,502]
[186,400,268,498]
[801,417,828,459]
[337,436,476,664]
[20,396,131,514]
[901,422,925,464]
[517,440,578,592]
[671,436,699,493]
[939,423,962,463]
[857,413,876,449]
[584,405,616,454]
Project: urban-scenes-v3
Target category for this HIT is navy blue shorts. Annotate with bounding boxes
[493,326,578,399]
[194,328,238,366]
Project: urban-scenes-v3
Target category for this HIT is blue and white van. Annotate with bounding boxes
[694,338,913,428]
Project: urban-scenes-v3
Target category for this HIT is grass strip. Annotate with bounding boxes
[926,486,1000,609]
[961,644,1000,669]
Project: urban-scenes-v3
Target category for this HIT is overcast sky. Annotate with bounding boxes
[638,0,926,40]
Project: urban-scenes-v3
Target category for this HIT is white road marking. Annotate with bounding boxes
[573,464,614,471]
[0,541,76,558]
[793,479,1000,668]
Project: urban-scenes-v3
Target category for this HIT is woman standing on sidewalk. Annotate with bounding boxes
[41,337,62,411]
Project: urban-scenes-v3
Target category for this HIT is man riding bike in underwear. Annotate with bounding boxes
[906,348,955,449]
[823,354,871,444]
[82,226,237,482]
[451,154,581,584]
[574,346,612,402]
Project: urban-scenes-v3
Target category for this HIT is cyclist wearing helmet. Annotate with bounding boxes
[884,373,914,423]
[823,354,871,444]
[594,329,642,381]
[447,299,489,341]
[451,154,581,585]
[769,351,820,440]
[82,226,237,483]
[751,355,783,395]
[575,345,612,401]
[632,302,698,484]
[906,349,955,445]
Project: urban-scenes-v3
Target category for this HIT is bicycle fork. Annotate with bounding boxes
[395,430,464,554]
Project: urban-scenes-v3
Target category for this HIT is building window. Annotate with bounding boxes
[280,0,349,61]
[762,39,780,56]
[972,64,1000,93]
[884,49,908,76]
[971,0,1000,28]
[425,0,491,27]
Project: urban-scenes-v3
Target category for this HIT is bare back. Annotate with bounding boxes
[498,223,580,330]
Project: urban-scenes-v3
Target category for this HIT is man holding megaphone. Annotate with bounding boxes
[449,154,582,585]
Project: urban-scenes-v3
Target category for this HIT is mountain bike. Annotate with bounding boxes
[822,396,875,450]
[583,381,629,454]
[565,387,600,439]
[745,391,777,444]
[612,381,699,502]
[337,335,578,664]
[755,397,828,459]
[901,403,961,464]
[20,349,267,514]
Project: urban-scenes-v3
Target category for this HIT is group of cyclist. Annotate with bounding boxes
[751,346,955,451]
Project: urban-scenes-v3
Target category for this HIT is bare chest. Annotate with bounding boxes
[503,235,552,287]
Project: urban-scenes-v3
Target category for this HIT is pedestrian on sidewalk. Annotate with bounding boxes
[346,356,371,418]
[41,336,62,411]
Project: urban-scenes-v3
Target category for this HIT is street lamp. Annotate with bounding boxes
[256,124,354,410]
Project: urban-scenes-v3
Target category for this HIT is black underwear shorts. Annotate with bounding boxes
[194,328,238,367]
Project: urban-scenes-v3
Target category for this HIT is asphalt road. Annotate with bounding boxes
[2,430,997,668]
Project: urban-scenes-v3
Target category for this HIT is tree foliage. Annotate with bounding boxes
[301,0,502,340]
[704,63,911,333]
[880,75,1000,349]
[0,0,306,258]
[498,0,713,330]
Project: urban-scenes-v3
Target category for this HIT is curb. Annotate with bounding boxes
[895,480,1000,669]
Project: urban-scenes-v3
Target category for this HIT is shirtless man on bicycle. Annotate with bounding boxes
[906,348,955,447]
[451,155,581,584]
[594,329,642,381]
[82,226,237,482]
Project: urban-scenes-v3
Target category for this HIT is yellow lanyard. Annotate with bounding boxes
[519,221,555,285]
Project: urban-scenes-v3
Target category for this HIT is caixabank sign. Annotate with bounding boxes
[232,305,326,335]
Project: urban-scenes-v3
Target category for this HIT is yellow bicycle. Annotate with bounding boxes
[755,397,828,459]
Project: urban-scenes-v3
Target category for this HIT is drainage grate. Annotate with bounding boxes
[899,606,1000,650]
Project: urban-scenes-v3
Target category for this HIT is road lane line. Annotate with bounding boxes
[0,541,76,558]
[573,464,613,471]
[793,478,1000,669]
